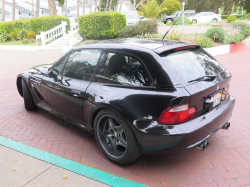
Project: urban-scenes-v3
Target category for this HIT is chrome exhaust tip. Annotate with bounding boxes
[221,122,230,130]
[196,142,209,151]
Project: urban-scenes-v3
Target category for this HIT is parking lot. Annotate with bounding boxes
[1,40,250,187]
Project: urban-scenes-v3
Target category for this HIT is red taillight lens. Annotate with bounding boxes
[158,103,196,125]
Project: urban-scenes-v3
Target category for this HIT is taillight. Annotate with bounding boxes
[158,103,196,125]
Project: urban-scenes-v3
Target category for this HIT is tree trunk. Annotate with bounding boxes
[99,0,101,11]
[109,0,113,11]
[2,0,5,21]
[12,0,15,21]
[48,0,56,16]
[65,0,67,17]
[119,0,123,11]
[233,0,237,13]
[94,0,97,12]
[82,0,85,15]
[32,0,34,17]
[36,0,39,17]
[105,0,109,11]
[90,0,93,13]
[77,0,79,17]
[133,0,135,10]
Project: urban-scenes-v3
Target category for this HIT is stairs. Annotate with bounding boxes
[46,36,72,51]
[46,33,82,51]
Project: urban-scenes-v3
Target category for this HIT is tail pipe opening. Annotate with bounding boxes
[196,142,209,151]
[221,122,230,130]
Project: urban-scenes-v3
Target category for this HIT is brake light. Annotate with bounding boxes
[158,103,196,125]
[174,46,196,51]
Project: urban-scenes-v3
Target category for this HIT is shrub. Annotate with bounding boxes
[230,20,250,39]
[227,15,237,23]
[10,28,20,40]
[195,37,214,48]
[118,20,157,38]
[221,15,229,19]
[175,15,190,25]
[204,27,226,42]
[224,33,244,44]
[27,31,36,39]
[0,31,10,42]
[0,16,70,35]
[165,29,182,40]
[18,28,29,40]
[22,39,31,44]
[78,12,126,39]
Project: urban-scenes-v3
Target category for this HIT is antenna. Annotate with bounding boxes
[162,10,186,46]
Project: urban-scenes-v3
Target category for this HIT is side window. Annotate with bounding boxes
[52,56,68,76]
[95,52,151,86]
[62,49,102,81]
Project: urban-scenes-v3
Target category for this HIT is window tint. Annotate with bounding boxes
[200,13,207,16]
[53,56,68,76]
[63,50,101,81]
[207,13,214,16]
[161,49,230,85]
[94,52,151,86]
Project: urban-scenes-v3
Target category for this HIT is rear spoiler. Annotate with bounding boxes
[153,44,200,54]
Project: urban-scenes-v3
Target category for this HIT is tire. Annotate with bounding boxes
[192,19,197,23]
[212,18,218,22]
[166,19,172,23]
[21,79,37,111]
[163,21,166,24]
[94,108,142,165]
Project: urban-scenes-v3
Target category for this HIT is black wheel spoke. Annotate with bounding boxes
[97,115,128,159]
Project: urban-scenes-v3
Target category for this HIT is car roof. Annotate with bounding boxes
[74,38,198,55]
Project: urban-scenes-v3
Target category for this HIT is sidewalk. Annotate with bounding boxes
[0,145,108,187]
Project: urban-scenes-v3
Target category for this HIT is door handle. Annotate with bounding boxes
[71,89,81,96]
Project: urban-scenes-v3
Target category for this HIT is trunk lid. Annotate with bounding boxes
[160,47,231,115]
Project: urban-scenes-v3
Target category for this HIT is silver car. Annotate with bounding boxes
[120,11,151,26]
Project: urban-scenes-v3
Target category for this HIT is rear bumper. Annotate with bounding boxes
[132,94,235,155]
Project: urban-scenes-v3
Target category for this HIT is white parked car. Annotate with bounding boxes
[188,12,221,24]
[120,11,152,26]
[230,12,243,16]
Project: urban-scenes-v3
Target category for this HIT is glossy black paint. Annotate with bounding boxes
[16,38,235,155]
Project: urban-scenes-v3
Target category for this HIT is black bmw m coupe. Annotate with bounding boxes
[16,38,235,164]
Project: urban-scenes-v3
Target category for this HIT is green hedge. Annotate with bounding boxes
[222,15,243,19]
[78,12,126,39]
[0,16,70,34]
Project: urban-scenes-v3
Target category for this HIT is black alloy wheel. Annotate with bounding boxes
[94,109,142,165]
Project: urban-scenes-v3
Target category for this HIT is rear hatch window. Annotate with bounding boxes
[160,48,231,115]
[160,48,230,86]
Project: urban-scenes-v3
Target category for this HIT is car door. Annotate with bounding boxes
[41,49,102,122]
[207,12,215,22]
[198,13,208,23]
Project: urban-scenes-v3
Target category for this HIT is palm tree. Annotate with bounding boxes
[109,0,113,11]
[105,0,109,11]
[119,0,123,11]
[48,0,56,15]
[138,0,166,19]
[99,0,101,11]
[2,0,5,21]
[36,0,39,17]
[94,0,97,12]
[12,0,15,21]
[32,0,34,17]
[90,0,93,13]
[82,0,85,15]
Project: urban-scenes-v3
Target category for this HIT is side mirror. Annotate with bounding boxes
[49,69,59,78]
[140,16,144,19]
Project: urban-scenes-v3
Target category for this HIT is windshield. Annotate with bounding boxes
[160,49,230,85]
[122,12,139,19]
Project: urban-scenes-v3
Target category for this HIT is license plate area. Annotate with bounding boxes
[212,92,221,107]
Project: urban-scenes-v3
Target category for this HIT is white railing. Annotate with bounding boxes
[36,21,68,47]
[67,29,81,47]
